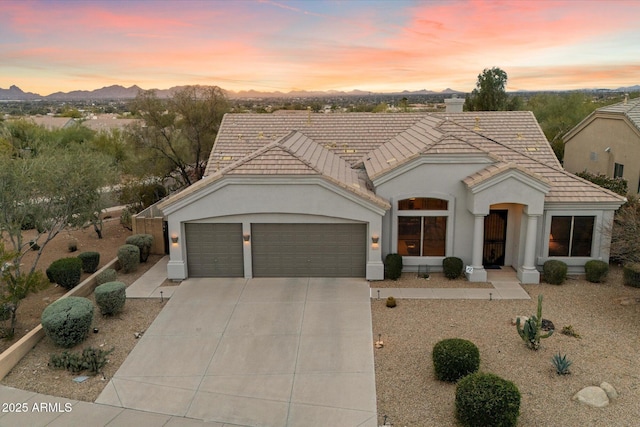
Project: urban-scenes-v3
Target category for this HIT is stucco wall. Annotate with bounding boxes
[164,179,386,280]
[564,116,640,193]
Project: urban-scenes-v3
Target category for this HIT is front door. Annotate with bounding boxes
[483,210,507,267]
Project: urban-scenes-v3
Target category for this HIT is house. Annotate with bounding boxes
[28,115,75,130]
[563,96,640,193]
[81,114,140,132]
[157,107,625,284]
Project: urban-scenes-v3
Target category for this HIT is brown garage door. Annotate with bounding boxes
[251,223,366,277]
[185,223,243,277]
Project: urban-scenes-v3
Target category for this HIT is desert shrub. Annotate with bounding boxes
[120,208,132,231]
[384,253,403,280]
[443,257,463,279]
[584,260,608,283]
[125,234,154,262]
[77,251,100,274]
[543,260,567,285]
[67,239,78,253]
[49,346,114,375]
[386,296,397,308]
[117,244,140,273]
[455,372,521,427]
[623,263,640,288]
[432,338,480,382]
[41,297,94,348]
[0,304,13,322]
[96,268,117,285]
[47,257,83,289]
[95,281,126,315]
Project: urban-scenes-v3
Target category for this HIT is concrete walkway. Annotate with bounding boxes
[371,268,531,300]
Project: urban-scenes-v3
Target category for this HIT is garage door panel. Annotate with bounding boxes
[252,223,366,277]
[186,223,243,277]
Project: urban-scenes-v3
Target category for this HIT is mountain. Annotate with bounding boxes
[46,85,144,100]
[616,85,640,92]
[0,85,41,100]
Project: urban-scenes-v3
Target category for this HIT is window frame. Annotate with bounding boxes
[547,215,596,258]
[393,194,454,259]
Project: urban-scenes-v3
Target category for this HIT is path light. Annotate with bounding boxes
[160,290,164,303]
[375,333,384,348]
[489,292,492,301]
[377,289,380,300]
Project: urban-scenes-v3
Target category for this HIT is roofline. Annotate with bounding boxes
[564,109,640,143]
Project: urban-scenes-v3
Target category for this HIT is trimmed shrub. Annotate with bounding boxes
[543,260,567,285]
[47,257,83,289]
[584,260,609,283]
[96,268,117,286]
[77,251,100,274]
[623,263,640,288]
[41,297,94,348]
[455,372,521,427]
[45,267,55,283]
[95,281,126,315]
[125,234,154,262]
[384,253,403,280]
[443,257,463,279]
[433,338,480,382]
[117,244,140,273]
[386,296,397,308]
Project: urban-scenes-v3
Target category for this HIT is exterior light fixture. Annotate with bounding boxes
[171,235,179,244]
[243,233,251,242]
[372,235,379,244]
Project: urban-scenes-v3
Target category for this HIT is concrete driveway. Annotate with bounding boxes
[97,277,378,427]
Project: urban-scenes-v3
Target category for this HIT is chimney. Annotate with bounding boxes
[444,95,464,113]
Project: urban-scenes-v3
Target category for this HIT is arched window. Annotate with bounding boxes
[397,197,449,257]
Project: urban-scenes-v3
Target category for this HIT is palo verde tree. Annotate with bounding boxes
[0,136,116,336]
[465,67,513,111]
[128,85,230,188]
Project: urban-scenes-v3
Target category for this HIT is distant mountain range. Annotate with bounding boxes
[1,84,638,101]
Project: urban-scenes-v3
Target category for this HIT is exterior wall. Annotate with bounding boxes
[564,116,640,193]
[375,161,489,271]
[164,180,386,280]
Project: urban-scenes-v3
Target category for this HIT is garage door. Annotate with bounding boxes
[185,223,243,277]
[251,223,366,277]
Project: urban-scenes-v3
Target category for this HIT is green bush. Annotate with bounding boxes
[41,297,94,348]
[584,260,608,283]
[77,251,100,274]
[443,257,463,279]
[47,258,83,289]
[95,281,126,315]
[455,372,521,427]
[384,253,403,280]
[623,263,640,288]
[117,244,140,273]
[96,268,117,285]
[433,338,480,382]
[49,346,114,375]
[125,234,154,262]
[543,260,567,285]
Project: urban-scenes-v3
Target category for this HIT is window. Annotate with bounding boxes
[397,198,449,256]
[589,151,597,162]
[548,216,595,257]
[614,163,624,178]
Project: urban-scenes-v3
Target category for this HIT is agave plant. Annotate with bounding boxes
[516,294,554,350]
[551,352,572,375]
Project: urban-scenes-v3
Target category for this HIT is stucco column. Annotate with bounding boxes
[518,213,541,284]
[466,214,487,282]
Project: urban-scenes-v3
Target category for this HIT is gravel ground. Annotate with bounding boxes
[372,266,640,427]
[1,255,167,402]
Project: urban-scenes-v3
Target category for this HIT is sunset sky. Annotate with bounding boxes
[2,0,639,95]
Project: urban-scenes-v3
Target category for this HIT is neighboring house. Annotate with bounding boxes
[81,114,140,132]
[564,96,640,193]
[28,115,75,129]
[158,107,625,284]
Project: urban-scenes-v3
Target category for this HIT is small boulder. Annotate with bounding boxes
[599,382,618,400]
[573,386,609,408]
[511,315,528,326]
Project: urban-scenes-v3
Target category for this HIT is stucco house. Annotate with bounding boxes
[564,96,640,193]
[158,108,625,284]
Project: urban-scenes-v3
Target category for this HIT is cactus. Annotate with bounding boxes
[516,294,553,350]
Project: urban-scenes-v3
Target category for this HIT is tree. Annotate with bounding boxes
[0,139,116,336]
[607,195,640,265]
[465,67,509,111]
[128,85,230,187]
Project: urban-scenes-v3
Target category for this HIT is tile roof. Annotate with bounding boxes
[596,97,640,133]
[195,111,624,206]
